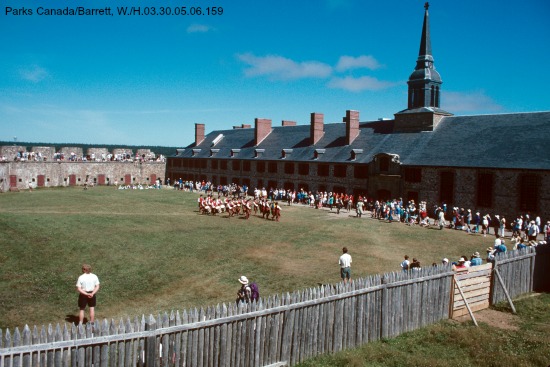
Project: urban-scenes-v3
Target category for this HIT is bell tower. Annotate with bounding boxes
[394,3,452,133]
[407,2,442,109]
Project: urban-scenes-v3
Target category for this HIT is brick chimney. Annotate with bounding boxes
[282,120,297,127]
[195,123,205,146]
[255,118,272,145]
[310,113,324,145]
[345,110,360,145]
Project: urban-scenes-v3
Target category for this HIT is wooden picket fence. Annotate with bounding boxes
[0,245,546,367]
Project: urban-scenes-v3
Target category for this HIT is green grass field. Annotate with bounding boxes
[0,187,505,329]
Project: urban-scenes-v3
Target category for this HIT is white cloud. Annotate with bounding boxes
[19,65,49,82]
[328,76,395,92]
[237,53,332,80]
[336,55,382,72]
[443,91,503,113]
[187,24,213,33]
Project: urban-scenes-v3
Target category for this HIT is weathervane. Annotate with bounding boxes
[425,2,429,10]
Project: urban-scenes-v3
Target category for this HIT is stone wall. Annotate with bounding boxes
[0,146,26,160]
[0,161,166,192]
[32,147,55,160]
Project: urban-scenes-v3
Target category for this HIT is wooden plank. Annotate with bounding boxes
[453,293,490,308]
[452,301,490,318]
[454,281,491,294]
[453,278,478,326]
[454,287,490,300]
[455,275,491,288]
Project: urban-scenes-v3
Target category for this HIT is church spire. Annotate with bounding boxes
[407,2,442,110]
[418,2,432,64]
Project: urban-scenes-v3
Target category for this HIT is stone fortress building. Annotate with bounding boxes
[165,3,550,221]
[0,145,165,192]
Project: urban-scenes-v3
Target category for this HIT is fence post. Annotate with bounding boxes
[145,315,157,367]
[380,275,388,339]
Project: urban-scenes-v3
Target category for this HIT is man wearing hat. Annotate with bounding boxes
[544,221,550,242]
[236,276,251,304]
[470,252,482,266]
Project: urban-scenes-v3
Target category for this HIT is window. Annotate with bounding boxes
[257,161,265,173]
[211,159,219,170]
[243,161,251,172]
[200,160,207,169]
[354,165,368,179]
[268,162,277,173]
[404,167,422,183]
[284,162,294,174]
[439,171,454,204]
[318,164,329,177]
[298,163,309,175]
[257,179,263,189]
[379,156,389,172]
[519,174,539,212]
[334,165,347,178]
[220,160,228,170]
[299,183,309,192]
[268,180,277,190]
[232,160,240,171]
[476,172,493,207]
[220,176,227,185]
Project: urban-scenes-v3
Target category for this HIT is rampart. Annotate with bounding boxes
[0,145,166,191]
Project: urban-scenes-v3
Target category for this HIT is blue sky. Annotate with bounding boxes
[1,0,549,147]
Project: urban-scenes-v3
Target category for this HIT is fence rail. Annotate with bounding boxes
[1,245,546,367]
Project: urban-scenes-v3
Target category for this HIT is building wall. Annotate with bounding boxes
[166,157,550,221]
[0,161,165,192]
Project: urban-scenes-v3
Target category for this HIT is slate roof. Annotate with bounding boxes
[175,111,550,171]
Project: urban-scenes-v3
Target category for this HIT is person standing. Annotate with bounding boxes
[339,247,352,284]
[76,264,100,324]
[356,200,364,218]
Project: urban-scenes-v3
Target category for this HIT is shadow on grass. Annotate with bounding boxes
[65,314,82,325]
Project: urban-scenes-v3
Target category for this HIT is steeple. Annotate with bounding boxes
[407,2,442,110]
[394,3,452,133]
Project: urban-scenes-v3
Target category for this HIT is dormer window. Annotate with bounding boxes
[192,149,201,157]
[254,149,264,158]
[210,149,219,157]
[314,149,325,160]
[281,149,293,159]
[351,149,363,161]
[230,149,240,158]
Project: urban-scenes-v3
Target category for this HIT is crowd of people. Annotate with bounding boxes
[197,194,282,221]
[174,181,550,243]
[6,151,165,163]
